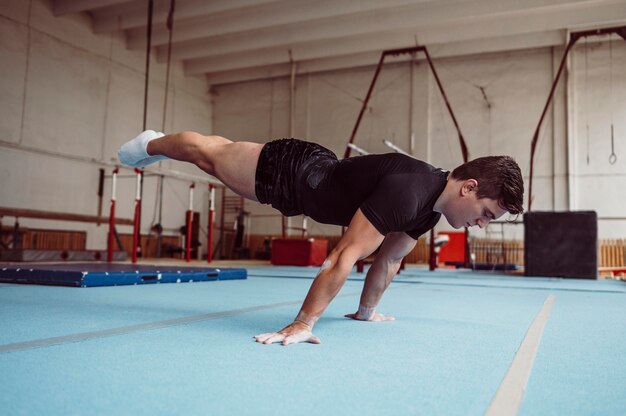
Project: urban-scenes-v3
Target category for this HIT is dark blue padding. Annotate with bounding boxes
[0,264,247,287]
[216,268,247,280]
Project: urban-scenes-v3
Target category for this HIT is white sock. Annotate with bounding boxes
[118,130,169,167]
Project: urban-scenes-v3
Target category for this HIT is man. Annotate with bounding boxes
[118,130,524,346]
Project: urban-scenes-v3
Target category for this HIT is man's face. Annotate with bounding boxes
[444,180,508,229]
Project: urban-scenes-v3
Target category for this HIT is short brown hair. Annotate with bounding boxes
[451,156,524,215]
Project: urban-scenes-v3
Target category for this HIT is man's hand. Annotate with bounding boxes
[255,210,384,346]
[344,310,395,322]
[254,321,321,346]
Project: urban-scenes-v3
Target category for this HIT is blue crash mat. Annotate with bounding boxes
[0,263,247,287]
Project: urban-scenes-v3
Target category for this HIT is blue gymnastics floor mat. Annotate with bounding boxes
[0,263,247,287]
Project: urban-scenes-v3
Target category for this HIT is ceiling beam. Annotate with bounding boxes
[186,1,626,75]
[125,0,479,50]
[91,0,285,33]
[126,0,603,50]
[86,0,149,18]
[53,0,132,16]
[160,0,615,63]
[204,30,565,86]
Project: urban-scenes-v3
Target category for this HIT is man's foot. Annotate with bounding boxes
[118,130,168,167]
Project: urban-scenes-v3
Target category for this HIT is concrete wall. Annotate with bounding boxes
[0,0,214,255]
[212,42,626,240]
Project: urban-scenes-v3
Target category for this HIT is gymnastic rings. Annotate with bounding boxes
[609,126,617,165]
[607,36,617,165]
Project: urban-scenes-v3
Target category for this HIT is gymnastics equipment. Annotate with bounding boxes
[207,184,215,263]
[97,168,105,225]
[0,263,246,287]
[383,139,411,156]
[107,167,119,262]
[344,45,468,162]
[347,143,370,155]
[344,45,470,271]
[131,169,143,263]
[528,25,626,211]
[524,211,598,279]
[271,238,328,267]
[186,183,195,262]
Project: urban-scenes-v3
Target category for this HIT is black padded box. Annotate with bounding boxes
[524,211,597,279]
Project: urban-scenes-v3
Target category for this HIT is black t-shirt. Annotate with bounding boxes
[299,153,448,239]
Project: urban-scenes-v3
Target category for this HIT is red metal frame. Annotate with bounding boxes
[344,46,468,162]
[107,168,119,262]
[186,183,195,262]
[207,184,215,263]
[131,169,142,263]
[528,25,626,212]
[343,45,470,271]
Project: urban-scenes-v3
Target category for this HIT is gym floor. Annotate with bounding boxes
[1,263,625,415]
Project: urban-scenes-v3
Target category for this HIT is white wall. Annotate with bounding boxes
[1,1,624,249]
[0,0,214,254]
[212,42,626,240]
[570,38,626,238]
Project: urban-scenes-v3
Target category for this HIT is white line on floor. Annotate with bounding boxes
[0,285,414,353]
[485,294,555,416]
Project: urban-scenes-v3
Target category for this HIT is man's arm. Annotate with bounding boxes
[345,232,417,321]
[254,209,385,346]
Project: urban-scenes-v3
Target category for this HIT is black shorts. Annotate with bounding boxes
[255,138,337,216]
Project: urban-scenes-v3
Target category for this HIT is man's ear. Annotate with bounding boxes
[461,179,478,195]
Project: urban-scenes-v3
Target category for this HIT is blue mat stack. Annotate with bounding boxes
[0,263,247,287]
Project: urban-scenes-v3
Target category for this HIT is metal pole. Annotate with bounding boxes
[186,183,195,262]
[207,184,215,263]
[131,169,142,263]
[107,168,118,262]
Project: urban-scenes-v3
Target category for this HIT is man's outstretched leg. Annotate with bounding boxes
[118,130,263,201]
[117,130,168,166]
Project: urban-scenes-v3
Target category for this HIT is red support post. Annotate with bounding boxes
[131,169,142,263]
[107,168,119,262]
[186,182,195,262]
[207,184,215,263]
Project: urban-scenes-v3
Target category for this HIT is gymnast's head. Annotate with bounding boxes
[436,156,524,229]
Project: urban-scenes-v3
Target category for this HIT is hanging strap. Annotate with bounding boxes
[142,0,154,131]
[162,0,176,133]
[608,35,617,165]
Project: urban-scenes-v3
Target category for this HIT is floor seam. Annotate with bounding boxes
[485,293,555,416]
[0,286,395,354]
